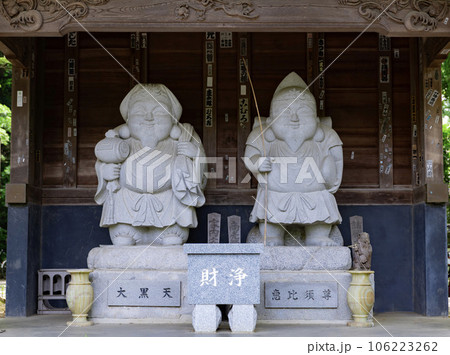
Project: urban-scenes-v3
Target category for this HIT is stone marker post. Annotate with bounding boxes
[184,244,263,332]
[207,213,221,244]
[227,215,241,243]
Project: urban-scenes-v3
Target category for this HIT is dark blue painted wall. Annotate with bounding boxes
[7,203,446,316]
[40,204,417,313]
[413,203,448,316]
[6,204,41,316]
[339,205,414,313]
[41,206,110,269]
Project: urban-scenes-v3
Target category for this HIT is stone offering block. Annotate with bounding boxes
[265,282,338,308]
[184,244,264,305]
[107,280,181,307]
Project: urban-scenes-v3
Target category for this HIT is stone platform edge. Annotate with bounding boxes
[87,245,352,271]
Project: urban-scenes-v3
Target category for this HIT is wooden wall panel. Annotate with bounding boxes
[148,33,204,138]
[391,38,412,186]
[42,38,65,187]
[327,33,380,188]
[216,34,238,187]
[77,33,133,187]
[251,33,307,118]
[40,32,415,204]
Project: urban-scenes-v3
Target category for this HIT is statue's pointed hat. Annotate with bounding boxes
[273,72,310,99]
[120,83,182,122]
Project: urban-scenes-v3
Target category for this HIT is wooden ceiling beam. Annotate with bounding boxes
[424,37,450,68]
[0,1,449,37]
[0,38,28,68]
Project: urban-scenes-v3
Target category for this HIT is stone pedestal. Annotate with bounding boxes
[192,305,222,332]
[87,245,192,324]
[87,245,371,324]
[184,244,263,332]
[228,305,257,332]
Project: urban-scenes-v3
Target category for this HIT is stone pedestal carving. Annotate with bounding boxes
[184,244,263,332]
[87,245,370,324]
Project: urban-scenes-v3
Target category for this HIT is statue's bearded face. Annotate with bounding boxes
[127,98,173,146]
[270,94,317,142]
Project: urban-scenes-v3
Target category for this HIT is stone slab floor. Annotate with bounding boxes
[0,313,449,337]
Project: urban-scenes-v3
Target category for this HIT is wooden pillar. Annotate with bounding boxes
[317,33,326,118]
[3,38,42,316]
[63,33,78,188]
[4,38,40,203]
[378,35,394,188]
[130,32,148,86]
[237,33,251,188]
[203,32,218,189]
[418,38,448,203]
[410,38,421,190]
[412,38,449,317]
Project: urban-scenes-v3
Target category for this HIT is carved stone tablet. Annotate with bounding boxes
[349,215,364,246]
[208,213,221,243]
[227,215,241,243]
[265,282,338,309]
[107,280,181,307]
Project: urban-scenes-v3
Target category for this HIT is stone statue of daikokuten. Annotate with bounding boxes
[94,84,207,246]
[244,72,344,246]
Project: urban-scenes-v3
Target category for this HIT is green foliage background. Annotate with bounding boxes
[0,54,11,275]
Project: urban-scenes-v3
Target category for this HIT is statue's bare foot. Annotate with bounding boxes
[162,234,183,246]
[305,236,338,247]
[109,224,138,246]
[161,225,189,246]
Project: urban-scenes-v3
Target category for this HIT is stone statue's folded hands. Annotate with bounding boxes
[258,157,272,173]
[102,163,121,181]
[177,142,198,159]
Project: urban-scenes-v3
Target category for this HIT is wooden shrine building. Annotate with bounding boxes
[0,0,449,317]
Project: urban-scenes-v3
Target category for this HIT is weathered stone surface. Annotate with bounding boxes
[88,244,360,323]
[227,215,241,243]
[350,215,364,246]
[265,282,338,308]
[208,213,221,243]
[192,305,222,332]
[256,272,374,322]
[184,244,263,305]
[89,269,192,323]
[88,245,350,271]
[107,280,181,307]
[260,246,351,271]
[228,305,257,332]
[184,244,264,254]
[87,245,188,270]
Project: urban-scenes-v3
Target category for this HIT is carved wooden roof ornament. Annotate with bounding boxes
[0,0,110,32]
[175,0,259,21]
[338,0,449,32]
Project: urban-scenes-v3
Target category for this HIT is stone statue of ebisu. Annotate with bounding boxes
[244,72,344,246]
[94,84,207,246]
